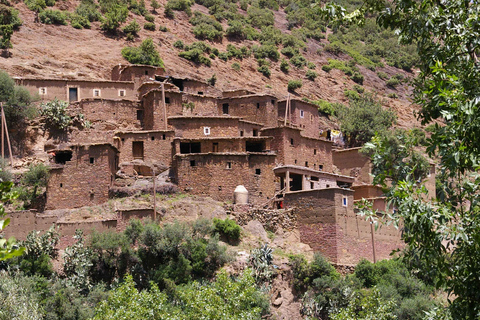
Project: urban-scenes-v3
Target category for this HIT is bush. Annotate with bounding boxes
[353,84,364,93]
[257,65,271,77]
[252,44,279,61]
[173,40,184,49]
[21,163,49,200]
[288,79,302,91]
[386,77,400,88]
[322,64,333,72]
[377,71,389,80]
[351,72,364,84]
[290,54,307,68]
[231,62,241,71]
[122,38,164,67]
[38,9,68,25]
[306,70,317,80]
[70,14,91,29]
[100,4,128,33]
[307,62,316,69]
[143,21,155,30]
[75,0,102,22]
[281,46,297,58]
[144,14,155,22]
[213,218,241,243]
[247,6,274,28]
[179,48,211,66]
[190,11,223,40]
[24,0,46,12]
[123,19,140,36]
[388,92,398,99]
[280,59,289,72]
[40,98,72,131]
[158,25,168,31]
[165,0,192,17]
[206,73,216,86]
[0,158,12,182]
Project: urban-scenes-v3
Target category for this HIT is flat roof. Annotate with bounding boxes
[274,165,355,182]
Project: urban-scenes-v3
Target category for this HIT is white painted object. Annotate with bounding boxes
[234,185,248,204]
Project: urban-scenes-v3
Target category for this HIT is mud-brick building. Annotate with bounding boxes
[283,188,403,265]
[173,152,276,204]
[262,126,334,172]
[278,99,324,138]
[15,78,137,102]
[46,143,118,210]
[217,94,278,128]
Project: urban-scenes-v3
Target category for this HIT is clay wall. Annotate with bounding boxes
[239,120,263,137]
[222,90,254,98]
[114,130,174,166]
[46,144,118,210]
[332,148,373,186]
[174,153,276,204]
[169,117,241,139]
[116,209,154,231]
[3,211,57,240]
[173,137,271,154]
[181,94,219,116]
[284,188,402,265]
[352,185,384,200]
[111,65,164,82]
[74,99,143,129]
[278,100,321,138]
[16,78,136,102]
[262,127,333,172]
[138,82,177,99]
[181,79,221,97]
[218,95,278,127]
[56,220,117,238]
[143,90,183,130]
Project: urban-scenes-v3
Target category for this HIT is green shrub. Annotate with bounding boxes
[40,98,72,131]
[122,38,164,67]
[151,0,160,12]
[353,84,364,93]
[24,0,46,12]
[322,64,333,72]
[45,0,55,6]
[257,65,271,77]
[0,158,12,182]
[307,62,316,69]
[75,0,102,22]
[173,40,184,49]
[386,77,400,88]
[158,25,168,31]
[288,79,302,91]
[280,58,289,72]
[377,71,388,80]
[206,73,216,86]
[247,6,274,28]
[70,13,91,29]
[100,4,128,33]
[281,46,297,58]
[165,0,192,17]
[123,19,140,36]
[38,9,68,25]
[290,54,307,68]
[231,62,241,71]
[143,21,156,30]
[252,44,279,61]
[226,19,245,38]
[213,218,241,243]
[144,14,155,22]
[190,11,223,40]
[179,48,211,66]
[306,69,317,80]
[344,89,360,100]
[351,72,364,84]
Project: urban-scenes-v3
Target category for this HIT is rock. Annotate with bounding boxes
[273,297,283,306]
[245,220,268,242]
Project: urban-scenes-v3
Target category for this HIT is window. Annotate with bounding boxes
[121,138,125,142]
[310,114,313,122]
[255,168,261,175]
[89,157,94,164]
[300,110,304,118]
[133,141,144,159]
[314,149,317,155]
[119,90,126,97]
[204,127,211,135]
[162,134,166,140]
[226,162,232,169]
[151,136,155,141]
[136,110,144,121]
[39,87,47,95]
[290,138,294,145]
[305,161,308,167]
[213,142,218,152]
[198,91,203,95]
[165,97,170,104]
[222,103,229,114]
[60,183,63,188]
[271,99,275,105]
[93,89,101,97]
[145,70,149,75]
[190,160,196,167]
[253,129,258,136]
[342,196,348,207]
[294,159,297,164]
[240,131,244,137]
[257,103,260,109]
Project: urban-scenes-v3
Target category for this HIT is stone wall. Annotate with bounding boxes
[262,127,333,172]
[169,116,242,139]
[333,148,373,186]
[174,153,276,204]
[111,65,164,82]
[143,90,183,130]
[181,94,219,116]
[114,130,174,166]
[218,95,278,127]
[278,99,322,139]
[46,144,118,210]
[233,207,297,231]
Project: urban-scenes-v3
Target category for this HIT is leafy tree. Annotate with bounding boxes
[40,98,72,131]
[337,93,396,147]
[122,19,140,36]
[100,4,128,33]
[0,5,21,50]
[121,38,164,67]
[0,180,24,261]
[322,0,480,317]
[331,288,397,320]
[151,0,160,12]
[21,163,49,205]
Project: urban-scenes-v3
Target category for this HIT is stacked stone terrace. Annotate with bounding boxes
[15,64,426,265]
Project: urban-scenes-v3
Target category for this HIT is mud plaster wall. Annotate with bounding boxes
[352,185,384,200]
[75,99,142,129]
[115,131,174,166]
[262,127,333,172]
[17,79,136,101]
[284,188,403,265]
[181,94,219,116]
[174,153,275,204]
[143,91,183,130]
[111,65,164,82]
[46,145,117,210]
[181,80,221,97]
[218,96,278,127]
[332,148,373,186]
[278,100,322,139]
[169,117,241,139]
[4,211,57,240]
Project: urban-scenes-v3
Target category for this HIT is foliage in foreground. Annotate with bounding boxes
[92,270,269,320]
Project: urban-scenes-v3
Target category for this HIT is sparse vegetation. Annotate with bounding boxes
[288,79,302,92]
[39,9,68,25]
[121,38,164,67]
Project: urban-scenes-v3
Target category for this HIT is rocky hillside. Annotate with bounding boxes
[1,0,421,129]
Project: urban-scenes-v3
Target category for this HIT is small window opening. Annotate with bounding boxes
[246,141,265,152]
[136,110,144,121]
[39,87,47,95]
[204,127,211,135]
[180,142,201,154]
[133,141,144,159]
[310,182,314,189]
[240,131,244,137]
[190,160,196,167]
[222,103,229,114]
[121,138,125,142]
[253,129,258,136]
[54,150,72,164]
[90,193,95,201]
[314,149,317,155]
[255,168,261,175]
[305,161,308,167]
[326,184,330,188]
[119,90,126,97]
[226,162,232,169]
[271,99,275,105]
[300,110,304,118]
[213,142,219,152]
[218,186,222,191]
[165,97,171,104]
[145,70,149,75]
[151,136,155,141]
[90,157,94,164]
[290,138,294,145]
[319,165,323,171]
[198,91,203,95]
[60,183,63,188]
[93,89,101,97]
[162,134,166,140]
[257,103,260,109]
[294,159,297,164]
[342,196,348,207]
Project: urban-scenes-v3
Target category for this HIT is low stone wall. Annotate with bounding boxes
[231,205,297,232]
